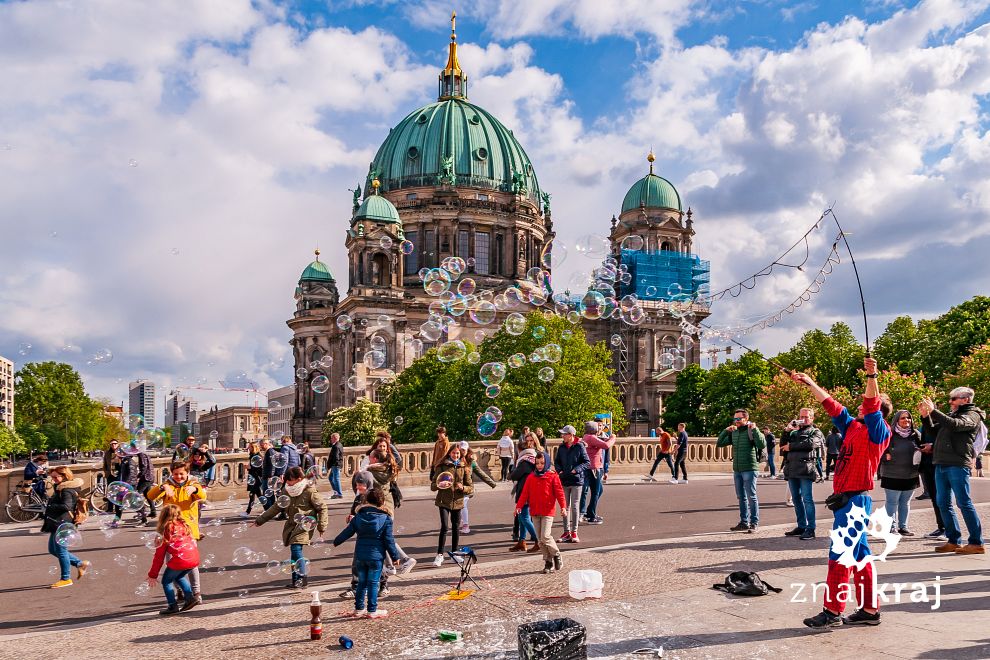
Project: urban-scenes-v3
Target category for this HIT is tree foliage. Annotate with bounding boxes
[943,343,990,411]
[321,398,387,447]
[14,362,109,450]
[908,296,990,382]
[381,312,626,443]
[873,315,919,372]
[753,372,829,433]
[662,364,707,435]
[0,424,27,459]
[775,322,865,391]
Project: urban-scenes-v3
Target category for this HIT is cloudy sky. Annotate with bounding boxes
[1,0,989,424]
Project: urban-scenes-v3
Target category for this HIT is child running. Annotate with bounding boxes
[516,450,566,573]
[146,504,200,615]
[146,461,207,604]
[253,466,328,589]
[332,487,400,618]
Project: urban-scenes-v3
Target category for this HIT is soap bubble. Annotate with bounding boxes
[128,414,145,432]
[667,283,683,297]
[318,355,333,369]
[485,405,503,422]
[272,453,288,470]
[400,240,414,255]
[542,344,563,362]
[645,285,658,297]
[659,352,674,368]
[380,236,393,249]
[466,351,481,364]
[574,234,610,260]
[17,342,32,356]
[441,256,466,277]
[346,375,367,391]
[311,375,330,393]
[623,305,646,326]
[476,412,498,437]
[610,334,623,347]
[266,560,282,576]
[295,367,308,380]
[538,367,555,382]
[672,355,687,371]
[508,353,527,368]
[55,523,82,548]
[336,314,353,331]
[437,340,467,363]
[579,290,606,320]
[504,313,526,335]
[363,351,386,369]
[232,547,255,566]
[457,278,476,296]
[485,385,501,398]
[436,472,455,489]
[368,335,386,353]
[531,325,546,340]
[268,400,282,413]
[479,362,507,387]
[293,557,311,576]
[394,416,404,425]
[209,429,219,440]
[106,481,136,507]
[135,581,151,597]
[124,491,147,511]
[676,335,695,352]
[420,321,443,341]
[540,241,566,269]
[144,533,164,550]
[620,235,645,251]
[297,515,316,532]
[469,301,497,325]
[424,269,452,296]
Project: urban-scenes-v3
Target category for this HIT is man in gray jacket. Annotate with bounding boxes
[920,387,986,554]
[780,408,826,540]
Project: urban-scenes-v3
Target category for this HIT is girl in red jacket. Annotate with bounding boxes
[516,451,565,574]
[146,504,201,616]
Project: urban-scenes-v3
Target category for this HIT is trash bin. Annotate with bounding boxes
[518,617,587,660]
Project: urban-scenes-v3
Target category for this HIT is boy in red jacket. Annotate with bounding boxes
[517,451,566,573]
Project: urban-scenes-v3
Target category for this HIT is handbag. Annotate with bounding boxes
[712,571,781,596]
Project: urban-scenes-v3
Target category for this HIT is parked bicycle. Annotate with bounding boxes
[5,479,106,523]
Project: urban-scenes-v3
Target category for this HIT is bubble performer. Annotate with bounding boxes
[42,466,90,589]
[253,466,327,589]
[146,504,200,616]
[147,462,207,604]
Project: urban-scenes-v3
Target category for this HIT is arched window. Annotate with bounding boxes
[310,348,323,365]
[372,253,390,287]
[660,241,672,252]
[311,373,328,419]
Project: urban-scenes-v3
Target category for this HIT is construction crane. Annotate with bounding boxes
[704,345,732,369]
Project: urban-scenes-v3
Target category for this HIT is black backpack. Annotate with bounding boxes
[713,571,781,597]
[747,427,767,463]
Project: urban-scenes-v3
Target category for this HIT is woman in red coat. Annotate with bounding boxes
[516,451,565,574]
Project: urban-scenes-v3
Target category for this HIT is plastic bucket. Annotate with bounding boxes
[567,569,603,600]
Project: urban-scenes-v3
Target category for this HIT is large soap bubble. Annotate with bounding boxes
[469,301,497,325]
[504,312,526,335]
[476,412,498,437]
[336,314,353,331]
[538,367,555,382]
[620,235,645,251]
[437,340,467,363]
[579,290,606,320]
[420,321,443,341]
[508,353,527,368]
[479,362,507,387]
[55,522,82,548]
[311,375,330,393]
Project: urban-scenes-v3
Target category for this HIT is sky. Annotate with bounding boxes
[1,0,989,425]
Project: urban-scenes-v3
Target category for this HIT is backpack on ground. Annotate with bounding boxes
[712,571,781,597]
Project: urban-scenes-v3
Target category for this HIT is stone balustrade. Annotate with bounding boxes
[0,437,734,522]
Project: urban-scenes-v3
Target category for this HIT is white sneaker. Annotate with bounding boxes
[352,609,367,617]
[669,478,679,484]
[368,609,388,618]
[432,553,444,568]
[460,525,471,534]
[383,563,397,576]
[397,557,417,575]
[681,480,688,484]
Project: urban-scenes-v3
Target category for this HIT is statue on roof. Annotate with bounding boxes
[438,155,455,185]
[540,191,552,216]
[511,169,527,195]
[349,184,362,210]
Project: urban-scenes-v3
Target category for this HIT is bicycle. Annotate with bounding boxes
[5,481,47,523]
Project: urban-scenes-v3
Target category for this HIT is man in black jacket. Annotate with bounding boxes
[781,408,825,540]
[920,387,986,554]
[328,433,344,499]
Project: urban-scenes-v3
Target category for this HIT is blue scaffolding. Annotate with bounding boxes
[619,249,710,301]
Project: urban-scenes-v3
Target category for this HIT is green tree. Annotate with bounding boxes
[14,361,106,450]
[909,296,990,382]
[942,343,990,411]
[0,424,27,460]
[381,312,626,443]
[322,398,388,447]
[663,364,707,436]
[752,371,828,433]
[873,316,919,372]
[15,422,50,452]
[775,322,866,391]
[700,351,774,434]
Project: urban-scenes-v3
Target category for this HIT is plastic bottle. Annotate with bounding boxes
[310,591,322,641]
[438,630,463,642]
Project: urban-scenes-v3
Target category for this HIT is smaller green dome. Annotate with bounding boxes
[622,173,682,213]
[354,192,400,224]
[300,250,334,283]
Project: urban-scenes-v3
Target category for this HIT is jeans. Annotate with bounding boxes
[766,449,777,477]
[517,504,538,542]
[354,559,383,613]
[534,515,559,561]
[883,488,914,530]
[733,470,759,525]
[47,530,83,581]
[329,466,342,497]
[788,478,816,530]
[649,453,674,477]
[161,567,192,607]
[673,450,688,480]
[920,463,944,529]
[584,468,604,519]
[437,507,462,554]
[562,485,582,533]
[290,543,305,582]
[935,465,984,546]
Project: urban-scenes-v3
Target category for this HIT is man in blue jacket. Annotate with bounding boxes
[554,425,590,544]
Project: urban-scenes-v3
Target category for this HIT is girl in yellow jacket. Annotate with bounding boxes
[146,461,207,603]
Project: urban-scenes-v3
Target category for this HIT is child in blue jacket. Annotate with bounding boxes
[332,487,400,618]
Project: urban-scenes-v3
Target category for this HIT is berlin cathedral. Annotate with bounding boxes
[287,16,709,444]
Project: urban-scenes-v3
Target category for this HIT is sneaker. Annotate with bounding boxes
[729,522,750,532]
[287,581,300,589]
[669,478,679,485]
[159,604,182,616]
[784,527,804,537]
[748,524,758,533]
[803,608,842,629]
[339,589,355,599]
[587,517,604,525]
[368,609,388,618]
[397,557,417,575]
[955,544,986,555]
[800,529,816,540]
[898,528,914,536]
[916,493,930,501]
[460,525,471,535]
[552,554,563,572]
[926,529,946,539]
[76,561,92,580]
[432,553,444,568]
[570,532,580,544]
[644,475,656,482]
[179,595,200,613]
[681,480,689,484]
[786,499,793,506]
[843,608,881,626]
[558,531,571,543]
[50,579,73,589]
[383,563,397,577]
[352,609,367,617]
[935,543,962,553]
[110,520,120,529]
[378,586,390,597]
[527,542,543,554]
[542,560,554,574]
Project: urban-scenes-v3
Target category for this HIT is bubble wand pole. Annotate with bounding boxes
[825,207,871,354]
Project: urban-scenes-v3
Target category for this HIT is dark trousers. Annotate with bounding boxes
[825,454,838,477]
[437,507,461,554]
[499,457,512,481]
[649,453,674,477]
[920,463,944,530]
[673,450,688,480]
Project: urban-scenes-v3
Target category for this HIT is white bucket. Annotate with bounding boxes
[568,569,604,600]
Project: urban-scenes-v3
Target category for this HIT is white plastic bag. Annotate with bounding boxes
[568,569,604,600]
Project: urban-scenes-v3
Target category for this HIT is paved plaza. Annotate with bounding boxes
[1,474,988,658]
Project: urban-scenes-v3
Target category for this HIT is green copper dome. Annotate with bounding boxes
[299,252,334,283]
[621,156,682,213]
[367,98,541,201]
[354,193,400,224]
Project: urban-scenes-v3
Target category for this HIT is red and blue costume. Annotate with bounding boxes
[821,395,890,613]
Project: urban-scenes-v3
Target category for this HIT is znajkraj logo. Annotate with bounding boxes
[790,504,942,610]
